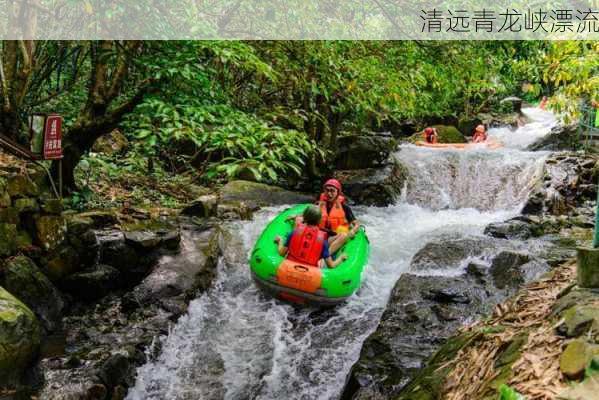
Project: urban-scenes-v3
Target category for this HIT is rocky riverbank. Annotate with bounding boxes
[342,148,599,400]
[0,157,313,400]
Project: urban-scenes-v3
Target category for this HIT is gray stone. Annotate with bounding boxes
[62,265,121,301]
[220,180,313,209]
[334,133,396,170]
[577,247,599,288]
[334,159,408,206]
[3,256,65,333]
[0,286,40,386]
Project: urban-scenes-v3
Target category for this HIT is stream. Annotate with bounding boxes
[126,108,557,400]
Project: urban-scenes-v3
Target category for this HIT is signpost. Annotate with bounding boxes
[42,115,63,160]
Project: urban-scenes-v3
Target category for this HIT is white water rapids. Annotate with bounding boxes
[127,108,557,400]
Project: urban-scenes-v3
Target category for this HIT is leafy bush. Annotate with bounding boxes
[123,97,323,183]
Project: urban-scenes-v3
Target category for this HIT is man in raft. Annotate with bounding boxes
[275,205,348,269]
[472,124,488,143]
[423,127,438,144]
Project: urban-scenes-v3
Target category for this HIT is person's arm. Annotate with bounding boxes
[325,254,348,268]
[343,204,360,235]
[274,235,289,256]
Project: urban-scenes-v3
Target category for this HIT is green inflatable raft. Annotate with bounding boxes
[249,204,370,306]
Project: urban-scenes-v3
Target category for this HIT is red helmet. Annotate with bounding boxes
[424,127,434,134]
[323,178,342,192]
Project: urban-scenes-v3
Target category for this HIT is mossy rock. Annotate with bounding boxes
[14,197,39,213]
[396,332,479,400]
[3,256,65,333]
[43,245,82,281]
[560,340,590,379]
[34,215,67,251]
[0,223,18,257]
[562,305,599,338]
[40,198,63,215]
[433,125,467,144]
[0,286,41,386]
[406,125,467,144]
[6,174,38,198]
[0,207,19,224]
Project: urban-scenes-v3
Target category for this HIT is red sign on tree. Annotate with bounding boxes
[43,115,63,160]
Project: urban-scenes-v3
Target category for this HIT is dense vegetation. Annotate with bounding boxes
[0,40,597,206]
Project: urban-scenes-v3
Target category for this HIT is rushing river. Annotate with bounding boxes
[127,108,557,400]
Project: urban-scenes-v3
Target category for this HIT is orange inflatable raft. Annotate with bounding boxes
[415,139,503,150]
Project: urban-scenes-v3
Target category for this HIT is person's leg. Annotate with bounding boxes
[329,233,348,254]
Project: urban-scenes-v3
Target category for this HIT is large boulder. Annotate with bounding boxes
[334,133,396,170]
[219,180,314,209]
[62,264,121,301]
[528,124,578,151]
[2,256,65,333]
[34,215,67,251]
[342,237,549,400]
[522,152,599,216]
[92,129,129,155]
[410,236,495,271]
[0,286,40,386]
[123,225,220,315]
[334,159,408,206]
[407,125,467,144]
[484,218,534,240]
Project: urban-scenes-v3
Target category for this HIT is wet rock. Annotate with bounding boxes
[522,152,599,217]
[500,96,523,113]
[43,245,86,282]
[0,223,17,257]
[528,124,578,151]
[182,194,218,217]
[411,236,494,271]
[334,159,408,206]
[0,286,40,386]
[124,230,162,249]
[98,353,133,390]
[34,215,67,251]
[484,219,533,240]
[560,340,589,379]
[343,241,549,399]
[96,230,152,284]
[62,265,121,301]
[334,133,396,170]
[123,227,220,314]
[217,201,253,220]
[2,256,65,333]
[489,251,531,289]
[220,180,313,209]
[343,272,500,399]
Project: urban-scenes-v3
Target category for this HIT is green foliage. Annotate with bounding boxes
[123,98,322,183]
[498,384,526,400]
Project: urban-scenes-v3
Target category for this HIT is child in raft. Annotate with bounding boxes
[274,205,348,269]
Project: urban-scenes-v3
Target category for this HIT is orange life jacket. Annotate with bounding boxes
[318,194,349,233]
[424,131,437,144]
[287,223,327,266]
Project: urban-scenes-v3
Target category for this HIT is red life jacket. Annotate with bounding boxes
[287,223,328,266]
[318,194,349,233]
